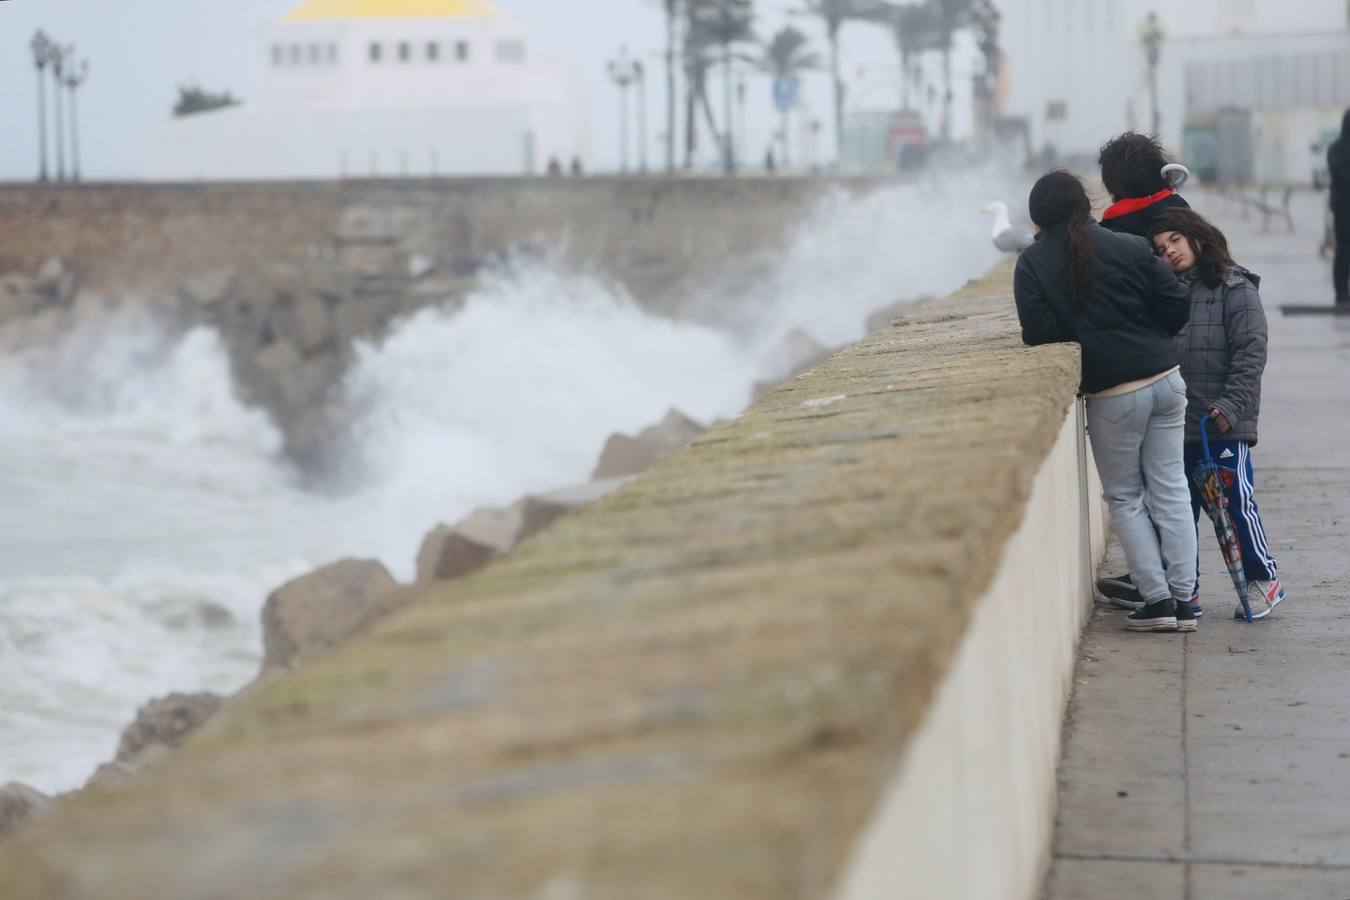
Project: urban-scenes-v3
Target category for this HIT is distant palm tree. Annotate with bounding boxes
[926,0,976,141]
[889,2,935,111]
[758,26,821,166]
[685,0,756,172]
[663,0,681,172]
[800,0,893,163]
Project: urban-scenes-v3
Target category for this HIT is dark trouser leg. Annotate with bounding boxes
[1183,442,1204,595]
[1229,442,1279,582]
[1335,206,1350,301]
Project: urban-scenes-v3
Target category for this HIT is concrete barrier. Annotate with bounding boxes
[0,177,881,313]
[834,403,1104,899]
[0,262,1104,900]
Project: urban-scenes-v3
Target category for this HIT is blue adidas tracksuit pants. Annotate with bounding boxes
[1183,440,1279,583]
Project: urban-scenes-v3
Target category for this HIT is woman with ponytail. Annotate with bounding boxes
[1014,171,1197,633]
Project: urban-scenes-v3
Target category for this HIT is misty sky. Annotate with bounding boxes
[0,0,932,180]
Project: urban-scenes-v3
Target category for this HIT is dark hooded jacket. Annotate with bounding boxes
[1014,221,1191,394]
[1175,264,1267,446]
[1100,189,1192,238]
[1330,110,1350,210]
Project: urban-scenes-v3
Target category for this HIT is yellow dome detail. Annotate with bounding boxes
[284,0,502,21]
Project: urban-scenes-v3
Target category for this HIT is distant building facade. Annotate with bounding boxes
[146,0,589,180]
[994,0,1350,179]
[1184,45,1350,185]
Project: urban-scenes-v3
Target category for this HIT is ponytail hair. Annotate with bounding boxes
[1028,170,1096,307]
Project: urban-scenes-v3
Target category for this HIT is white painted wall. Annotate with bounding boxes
[146,11,589,179]
[996,0,1350,158]
[832,400,1105,900]
[996,0,1136,158]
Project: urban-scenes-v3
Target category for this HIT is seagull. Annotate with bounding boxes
[982,201,1035,253]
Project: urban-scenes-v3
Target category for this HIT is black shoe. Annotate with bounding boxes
[1098,573,1143,610]
[1175,600,1197,633]
[1126,598,1178,632]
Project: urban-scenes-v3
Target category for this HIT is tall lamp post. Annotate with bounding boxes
[30,31,53,182]
[607,46,640,173]
[1140,12,1165,137]
[64,57,89,183]
[49,44,68,182]
[636,58,648,173]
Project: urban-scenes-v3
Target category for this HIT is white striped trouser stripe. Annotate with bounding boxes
[1235,443,1277,576]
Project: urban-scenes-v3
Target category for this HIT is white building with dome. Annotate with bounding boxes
[146,0,590,180]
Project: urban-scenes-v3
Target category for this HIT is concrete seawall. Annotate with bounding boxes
[0,176,891,463]
[0,262,1103,899]
[0,177,880,312]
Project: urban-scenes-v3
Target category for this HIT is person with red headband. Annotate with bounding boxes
[1091,132,1195,613]
[1098,132,1191,238]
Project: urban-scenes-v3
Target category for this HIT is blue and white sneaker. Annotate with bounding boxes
[1234,578,1286,620]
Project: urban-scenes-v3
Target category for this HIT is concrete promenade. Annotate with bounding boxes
[1044,190,1350,899]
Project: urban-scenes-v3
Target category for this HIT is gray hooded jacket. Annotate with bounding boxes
[1176,264,1267,445]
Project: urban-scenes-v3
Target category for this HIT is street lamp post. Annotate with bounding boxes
[49,44,68,182]
[636,59,648,173]
[1140,12,1165,137]
[64,57,89,183]
[736,74,747,169]
[30,31,52,182]
[607,46,640,174]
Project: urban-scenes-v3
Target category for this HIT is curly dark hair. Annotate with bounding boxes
[1147,208,1235,289]
[1098,132,1171,202]
[1028,170,1095,307]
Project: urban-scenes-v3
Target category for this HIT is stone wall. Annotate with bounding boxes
[0,177,879,463]
[0,177,874,313]
[0,262,1098,900]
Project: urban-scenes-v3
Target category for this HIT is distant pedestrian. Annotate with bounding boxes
[1149,208,1286,620]
[764,148,777,174]
[1014,171,1197,632]
[1329,109,1350,305]
[570,156,585,177]
[1098,132,1190,238]
[547,157,563,177]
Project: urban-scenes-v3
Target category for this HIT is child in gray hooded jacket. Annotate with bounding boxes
[1150,208,1286,620]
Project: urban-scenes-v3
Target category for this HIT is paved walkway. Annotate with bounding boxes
[1044,190,1350,899]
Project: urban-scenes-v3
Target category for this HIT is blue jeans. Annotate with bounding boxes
[1086,370,1198,605]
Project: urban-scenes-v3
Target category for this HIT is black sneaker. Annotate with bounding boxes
[1126,598,1178,632]
[1175,600,1197,633]
[1097,573,1143,610]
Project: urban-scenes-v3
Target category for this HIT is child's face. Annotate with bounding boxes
[1152,230,1197,273]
